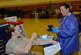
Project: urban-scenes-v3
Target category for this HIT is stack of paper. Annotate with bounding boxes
[44,42,61,55]
[37,36,53,41]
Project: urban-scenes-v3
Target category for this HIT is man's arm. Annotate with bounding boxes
[15,32,37,54]
[33,40,53,46]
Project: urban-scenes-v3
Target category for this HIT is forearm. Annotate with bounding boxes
[58,29,75,38]
[16,32,37,54]
[15,39,35,54]
[33,40,53,45]
[23,37,34,53]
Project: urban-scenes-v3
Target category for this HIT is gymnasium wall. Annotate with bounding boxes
[0,0,80,7]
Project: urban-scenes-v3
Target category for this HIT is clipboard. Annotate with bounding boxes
[44,42,61,55]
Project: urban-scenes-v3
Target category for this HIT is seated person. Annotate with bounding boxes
[6,25,37,55]
[6,25,54,55]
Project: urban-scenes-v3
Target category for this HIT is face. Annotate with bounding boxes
[60,6,69,16]
[14,25,21,37]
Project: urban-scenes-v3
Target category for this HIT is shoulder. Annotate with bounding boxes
[67,13,77,22]
[69,13,76,19]
[6,38,15,47]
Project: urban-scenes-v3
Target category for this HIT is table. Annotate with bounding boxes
[37,36,54,47]
[37,36,54,55]
[32,12,45,19]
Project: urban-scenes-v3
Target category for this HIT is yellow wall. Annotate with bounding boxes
[0,0,80,7]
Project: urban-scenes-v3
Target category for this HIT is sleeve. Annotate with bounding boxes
[58,20,76,38]
[6,40,16,54]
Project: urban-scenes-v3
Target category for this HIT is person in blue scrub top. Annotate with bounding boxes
[52,3,79,55]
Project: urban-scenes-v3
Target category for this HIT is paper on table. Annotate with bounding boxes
[44,42,61,55]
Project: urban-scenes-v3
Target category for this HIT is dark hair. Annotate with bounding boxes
[7,25,17,38]
[61,3,70,10]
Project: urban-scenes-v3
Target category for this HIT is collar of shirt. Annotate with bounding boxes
[59,13,71,27]
[66,13,71,17]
